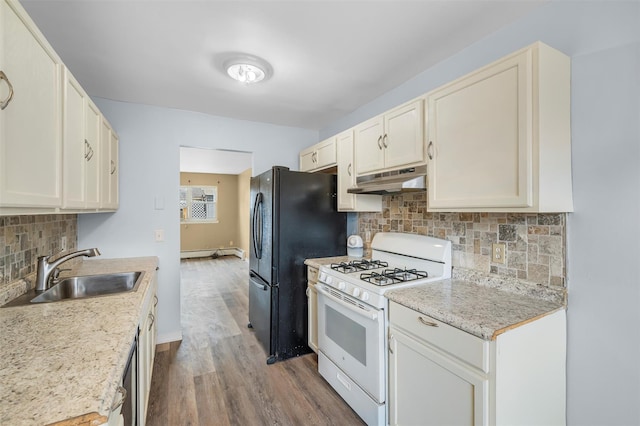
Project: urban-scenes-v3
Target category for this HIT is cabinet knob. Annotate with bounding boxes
[0,71,14,110]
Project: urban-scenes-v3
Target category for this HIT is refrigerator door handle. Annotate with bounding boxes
[252,192,263,259]
[250,276,268,291]
[256,192,264,259]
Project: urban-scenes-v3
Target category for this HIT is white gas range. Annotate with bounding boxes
[316,232,452,426]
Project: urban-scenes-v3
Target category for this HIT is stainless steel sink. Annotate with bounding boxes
[2,271,144,307]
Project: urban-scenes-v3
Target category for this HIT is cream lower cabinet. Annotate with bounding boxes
[388,301,566,426]
[426,42,572,212]
[336,130,381,212]
[354,99,424,176]
[137,273,158,426]
[0,0,62,209]
[306,265,319,353]
[62,68,100,209]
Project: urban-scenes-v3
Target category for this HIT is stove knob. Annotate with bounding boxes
[338,282,346,290]
[352,288,361,297]
[325,275,333,284]
[361,292,370,301]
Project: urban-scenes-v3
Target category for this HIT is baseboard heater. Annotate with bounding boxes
[180,248,245,260]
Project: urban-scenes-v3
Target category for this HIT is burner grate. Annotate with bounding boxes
[330,259,388,274]
[360,268,428,286]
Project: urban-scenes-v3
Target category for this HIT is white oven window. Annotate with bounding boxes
[326,306,367,365]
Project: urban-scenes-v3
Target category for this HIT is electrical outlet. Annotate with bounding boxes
[492,243,506,264]
[154,229,165,242]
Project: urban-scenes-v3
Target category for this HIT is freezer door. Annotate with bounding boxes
[249,170,274,284]
[248,272,274,360]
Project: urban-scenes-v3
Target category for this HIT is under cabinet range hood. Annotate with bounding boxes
[347,165,427,195]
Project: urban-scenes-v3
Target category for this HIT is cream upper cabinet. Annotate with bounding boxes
[300,137,337,172]
[426,42,572,212]
[354,99,424,176]
[62,69,100,210]
[0,0,62,209]
[388,301,566,426]
[337,130,381,212]
[100,118,119,210]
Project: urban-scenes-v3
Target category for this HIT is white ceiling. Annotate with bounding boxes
[21,0,546,130]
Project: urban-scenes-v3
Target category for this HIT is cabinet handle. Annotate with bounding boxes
[148,312,155,331]
[377,136,383,150]
[87,147,94,162]
[110,160,116,175]
[0,71,14,110]
[111,386,127,411]
[153,295,158,307]
[347,163,352,176]
[427,141,434,160]
[418,316,439,327]
[382,134,388,148]
[388,333,394,354]
[84,140,89,159]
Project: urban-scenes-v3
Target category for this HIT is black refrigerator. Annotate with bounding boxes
[249,166,347,364]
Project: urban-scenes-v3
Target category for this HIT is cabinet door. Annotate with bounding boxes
[337,131,355,211]
[354,116,384,175]
[427,50,532,209]
[389,328,488,426]
[314,138,336,169]
[99,118,111,208]
[108,131,119,209]
[0,0,62,207]
[299,148,316,172]
[85,100,101,208]
[383,100,424,170]
[61,69,86,209]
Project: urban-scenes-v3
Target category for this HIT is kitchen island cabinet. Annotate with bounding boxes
[387,281,566,426]
[426,41,572,212]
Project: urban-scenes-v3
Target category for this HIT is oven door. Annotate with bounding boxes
[317,283,385,403]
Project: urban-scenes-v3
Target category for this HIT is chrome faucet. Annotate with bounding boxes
[35,248,101,292]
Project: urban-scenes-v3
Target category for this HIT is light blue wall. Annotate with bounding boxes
[78,101,317,343]
[319,1,640,424]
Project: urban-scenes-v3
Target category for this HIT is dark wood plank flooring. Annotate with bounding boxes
[146,256,365,426]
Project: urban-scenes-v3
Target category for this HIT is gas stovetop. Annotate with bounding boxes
[331,260,429,286]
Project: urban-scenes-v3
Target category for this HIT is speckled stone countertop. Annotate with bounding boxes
[0,257,158,426]
[386,279,563,340]
[304,256,360,269]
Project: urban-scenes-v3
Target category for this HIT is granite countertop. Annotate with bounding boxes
[0,256,159,426]
[386,279,564,340]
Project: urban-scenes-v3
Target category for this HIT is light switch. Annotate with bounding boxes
[155,229,165,242]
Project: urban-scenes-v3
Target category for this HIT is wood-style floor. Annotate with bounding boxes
[145,256,365,426]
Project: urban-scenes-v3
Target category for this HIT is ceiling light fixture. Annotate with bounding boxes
[222,54,272,85]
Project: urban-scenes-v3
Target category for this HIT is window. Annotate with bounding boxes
[180,186,217,223]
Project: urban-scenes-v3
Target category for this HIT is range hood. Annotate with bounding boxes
[347,165,427,195]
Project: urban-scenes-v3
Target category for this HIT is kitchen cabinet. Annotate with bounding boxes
[337,130,382,212]
[0,0,62,209]
[62,68,100,209]
[426,42,572,212]
[388,301,566,426]
[354,99,424,176]
[300,137,337,172]
[100,117,119,210]
[138,273,158,426]
[306,265,319,353]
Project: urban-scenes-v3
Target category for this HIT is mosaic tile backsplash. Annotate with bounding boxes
[358,193,565,289]
[0,215,78,286]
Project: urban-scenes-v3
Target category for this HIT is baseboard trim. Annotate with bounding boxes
[180,248,245,260]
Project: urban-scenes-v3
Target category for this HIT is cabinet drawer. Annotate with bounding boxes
[389,301,489,372]
[307,266,319,284]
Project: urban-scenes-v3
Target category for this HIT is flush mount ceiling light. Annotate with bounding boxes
[222,54,272,85]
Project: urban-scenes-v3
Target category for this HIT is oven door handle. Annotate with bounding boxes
[317,285,379,321]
